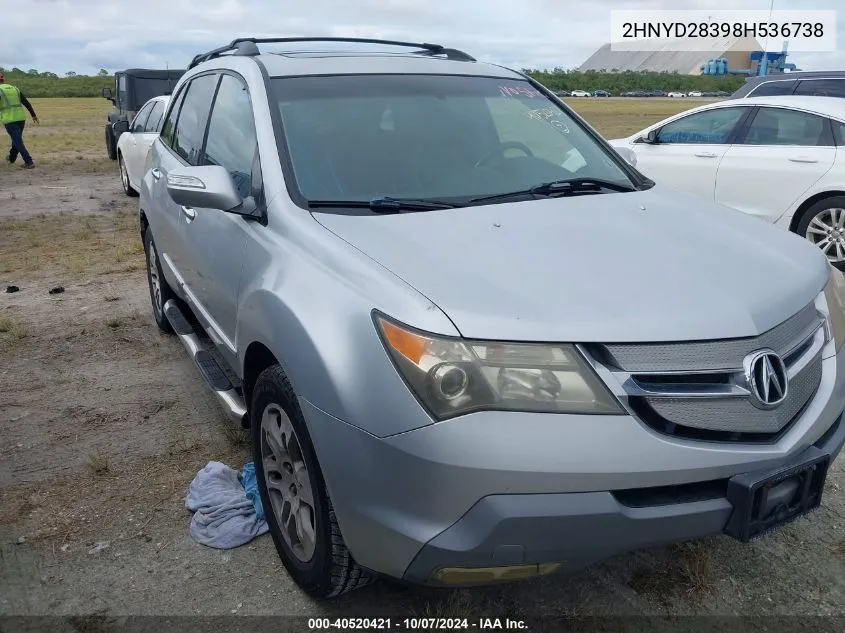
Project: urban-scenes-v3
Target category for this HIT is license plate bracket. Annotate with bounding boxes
[724,446,830,542]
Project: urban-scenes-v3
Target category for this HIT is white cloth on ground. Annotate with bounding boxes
[185,461,268,549]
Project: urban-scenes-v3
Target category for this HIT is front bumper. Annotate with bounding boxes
[300,345,845,584]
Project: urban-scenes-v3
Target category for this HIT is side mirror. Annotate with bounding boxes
[102,87,113,101]
[614,146,638,168]
[112,119,129,137]
[639,129,659,144]
[166,165,243,212]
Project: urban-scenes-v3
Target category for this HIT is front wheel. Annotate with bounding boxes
[105,126,117,160]
[251,364,373,598]
[795,196,845,271]
[119,153,138,197]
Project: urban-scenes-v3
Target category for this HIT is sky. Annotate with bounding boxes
[3,0,845,75]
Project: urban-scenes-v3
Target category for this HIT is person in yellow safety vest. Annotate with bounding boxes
[0,72,40,169]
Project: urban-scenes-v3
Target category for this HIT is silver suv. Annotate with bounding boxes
[139,37,845,598]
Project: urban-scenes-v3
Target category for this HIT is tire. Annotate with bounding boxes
[143,226,176,334]
[105,126,117,160]
[795,196,845,272]
[118,153,138,197]
[251,365,373,598]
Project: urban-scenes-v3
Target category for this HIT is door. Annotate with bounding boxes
[147,74,219,281]
[128,99,166,189]
[630,106,750,201]
[124,101,153,187]
[178,73,258,351]
[715,106,837,222]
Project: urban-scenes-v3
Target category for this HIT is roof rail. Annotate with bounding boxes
[188,37,475,69]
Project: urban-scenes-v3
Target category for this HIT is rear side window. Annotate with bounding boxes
[160,87,187,148]
[741,107,834,147]
[747,80,797,97]
[794,79,845,98]
[145,101,165,133]
[172,74,219,165]
[202,74,257,198]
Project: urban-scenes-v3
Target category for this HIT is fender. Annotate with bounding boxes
[234,215,459,438]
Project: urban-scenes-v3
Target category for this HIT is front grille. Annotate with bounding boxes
[587,301,827,442]
[599,302,820,372]
[642,351,822,434]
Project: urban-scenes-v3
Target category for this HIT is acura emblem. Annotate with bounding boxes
[744,349,788,410]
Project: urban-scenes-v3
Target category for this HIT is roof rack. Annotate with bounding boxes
[188,37,476,69]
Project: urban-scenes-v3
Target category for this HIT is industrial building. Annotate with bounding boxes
[578,37,793,76]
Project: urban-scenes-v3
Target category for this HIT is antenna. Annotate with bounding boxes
[165,61,173,95]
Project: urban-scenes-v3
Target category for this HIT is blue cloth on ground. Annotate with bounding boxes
[185,461,268,549]
[241,461,266,521]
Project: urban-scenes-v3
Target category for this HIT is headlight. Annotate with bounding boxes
[824,267,845,353]
[374,314,624,420]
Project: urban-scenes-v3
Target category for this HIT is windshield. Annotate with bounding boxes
[271,74,636,206]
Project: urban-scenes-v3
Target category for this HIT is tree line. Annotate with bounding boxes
[0,66,747,98]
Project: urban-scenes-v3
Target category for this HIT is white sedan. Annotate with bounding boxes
[116,95,169,197]
[610,95,845,268]
[570,90,591,97]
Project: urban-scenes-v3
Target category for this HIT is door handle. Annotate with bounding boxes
[181,206,196,221]
[788,157,819,164]
[694,152,718,158]
[151,168,162,180]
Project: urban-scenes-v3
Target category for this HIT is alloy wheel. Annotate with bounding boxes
[147,241,162,315]
[805,207,845,264]
[260,404,317,562]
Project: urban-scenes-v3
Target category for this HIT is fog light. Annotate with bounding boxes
[429,563,561,586]
[431,363,469,400]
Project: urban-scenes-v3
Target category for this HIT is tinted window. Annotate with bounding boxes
[747,80,797,97]
[794,79,845,98]
[833,119,845,146]
[202,75,257,198]
[131,102,153,132]
[656,107,745,144]
[172,74,219,165]
[742,107,833,146]
[160,87,187,148]
[273,75,633,203]
[145,101,165,133]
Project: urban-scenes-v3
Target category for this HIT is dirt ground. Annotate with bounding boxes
[1,100,844,627]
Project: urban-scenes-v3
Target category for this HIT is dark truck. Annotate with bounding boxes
[102,68,184,160]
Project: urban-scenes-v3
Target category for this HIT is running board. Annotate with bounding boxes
[163,299,247,426]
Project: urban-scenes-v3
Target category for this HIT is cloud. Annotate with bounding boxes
[4,0,844,74]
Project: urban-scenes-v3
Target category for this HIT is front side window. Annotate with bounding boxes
[202,74,257,198]
[747,80,797,97]
[272,75,634,204]
[160,87,187,148]
[172,73,219,165]
[131,102,153,132]
[145,101,165,133]
[741,107,833,146]
[656,107,746,144]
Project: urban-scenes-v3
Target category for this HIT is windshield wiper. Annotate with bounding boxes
[307,197,462,214]
[469,178,637,205]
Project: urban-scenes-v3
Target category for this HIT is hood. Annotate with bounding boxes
[314,187,830,343]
